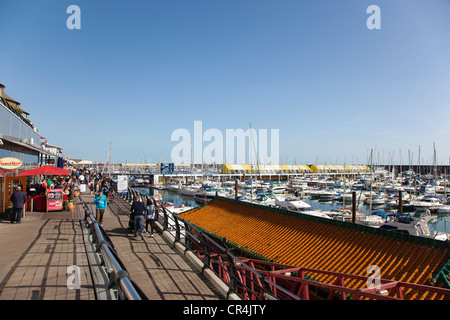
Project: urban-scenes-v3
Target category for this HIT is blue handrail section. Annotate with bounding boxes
[127,187,301,300]
[80,197,148,300]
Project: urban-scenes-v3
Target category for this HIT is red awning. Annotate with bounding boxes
[39,136,46,139]
[16,165,71,177]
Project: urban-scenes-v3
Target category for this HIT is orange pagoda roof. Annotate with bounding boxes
[179,197,450,299]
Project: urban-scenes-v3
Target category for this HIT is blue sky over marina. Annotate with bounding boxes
[1,0,450,165]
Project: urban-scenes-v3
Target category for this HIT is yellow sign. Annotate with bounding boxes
[0,157,23,170]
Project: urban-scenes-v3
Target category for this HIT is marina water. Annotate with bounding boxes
[135,187,450,236]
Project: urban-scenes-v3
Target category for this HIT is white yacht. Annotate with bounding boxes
[170,205,195,214]
[411,195,443,211]
[245,193,277,206]
[379,215,449,241]
[318,187,337,201]
[358,215,386,227]
[323,207,365,221]
[269,182,287,194]
[179,184,201,196]
[194,186,221,201]
[366,195,386,206]
[274,198,332,220]
[166,182,181,192]
[342,192,366,204]
[437,205,450,214]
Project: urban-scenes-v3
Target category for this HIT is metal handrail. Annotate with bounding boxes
[129,187,300,300]
[80,197,147,300]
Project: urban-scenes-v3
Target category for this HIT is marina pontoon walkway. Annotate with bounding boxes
[0,192,222,300]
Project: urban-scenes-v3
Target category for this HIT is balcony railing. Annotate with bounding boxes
[0,97,34,130]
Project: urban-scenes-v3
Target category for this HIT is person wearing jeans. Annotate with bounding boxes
[10,186,27,223]
[145,197,156,236]
[131,195,145,237]
[94,190,107,225]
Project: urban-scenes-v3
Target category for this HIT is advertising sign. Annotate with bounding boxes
[47,188,63,211]
[117,175,128,194]
[0,157,22,170]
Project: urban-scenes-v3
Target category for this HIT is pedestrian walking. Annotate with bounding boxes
[10,186,27,224]
[94,190,107,226]
[94,181,100,194]
[101,179,110,198]
[145,197,156,236]
[131,195,145,238]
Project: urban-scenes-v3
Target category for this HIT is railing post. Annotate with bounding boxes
[184,222,192,251]
[201,233,211,270]
[260,275,275,300]
[162,206,169,231]
[226,250,237,295]
[174,215,181,242]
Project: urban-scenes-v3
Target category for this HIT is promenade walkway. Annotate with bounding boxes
[0,192,222,300]
[0,201,94,300]
[85,192,222,300]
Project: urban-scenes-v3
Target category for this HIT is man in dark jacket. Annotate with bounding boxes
[10,186,27,223]
[130,195,145,237]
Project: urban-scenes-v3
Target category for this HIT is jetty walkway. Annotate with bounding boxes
[0,191,222,300]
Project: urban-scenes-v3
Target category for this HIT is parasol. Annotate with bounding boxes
[16,165,71,177]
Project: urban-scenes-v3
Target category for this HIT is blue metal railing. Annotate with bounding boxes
[127,187,300,300]
[80,197,148,300]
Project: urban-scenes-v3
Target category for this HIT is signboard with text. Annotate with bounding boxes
[0,157,22,170]
[47,188,63,211]
[117,175,128,194]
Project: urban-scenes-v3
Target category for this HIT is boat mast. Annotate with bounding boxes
[250,123,253,203]
[434,143,437,196]
[369,149,374,214]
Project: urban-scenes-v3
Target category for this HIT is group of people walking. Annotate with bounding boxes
[130,196,157,238]
[93,187,157,238]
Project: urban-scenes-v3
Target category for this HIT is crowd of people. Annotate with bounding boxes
[11,166,158,239]
[26,167,115,199]
[77,167,158,238]
[72,167,115,200]
[11,166,108,222]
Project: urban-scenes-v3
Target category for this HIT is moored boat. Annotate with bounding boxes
[358,214,386,227]
[379,214,449,241]
[411,195,443,211]
[437,205,450,214]
[274,197,332,219]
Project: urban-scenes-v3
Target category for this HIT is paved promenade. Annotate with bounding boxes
[0,201,94,300]
[0,192,222,300]
[92,193,221,300]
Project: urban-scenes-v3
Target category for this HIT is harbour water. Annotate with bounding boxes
[135,187,450,236]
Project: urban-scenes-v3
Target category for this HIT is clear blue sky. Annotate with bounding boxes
[1,0,450,165]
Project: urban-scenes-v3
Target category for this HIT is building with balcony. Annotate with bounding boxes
[0,83,64,213]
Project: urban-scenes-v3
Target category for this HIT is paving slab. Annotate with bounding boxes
[83,193,222,300]
[0,200,95,300]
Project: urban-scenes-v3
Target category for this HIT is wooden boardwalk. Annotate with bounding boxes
[0,192,222,300]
